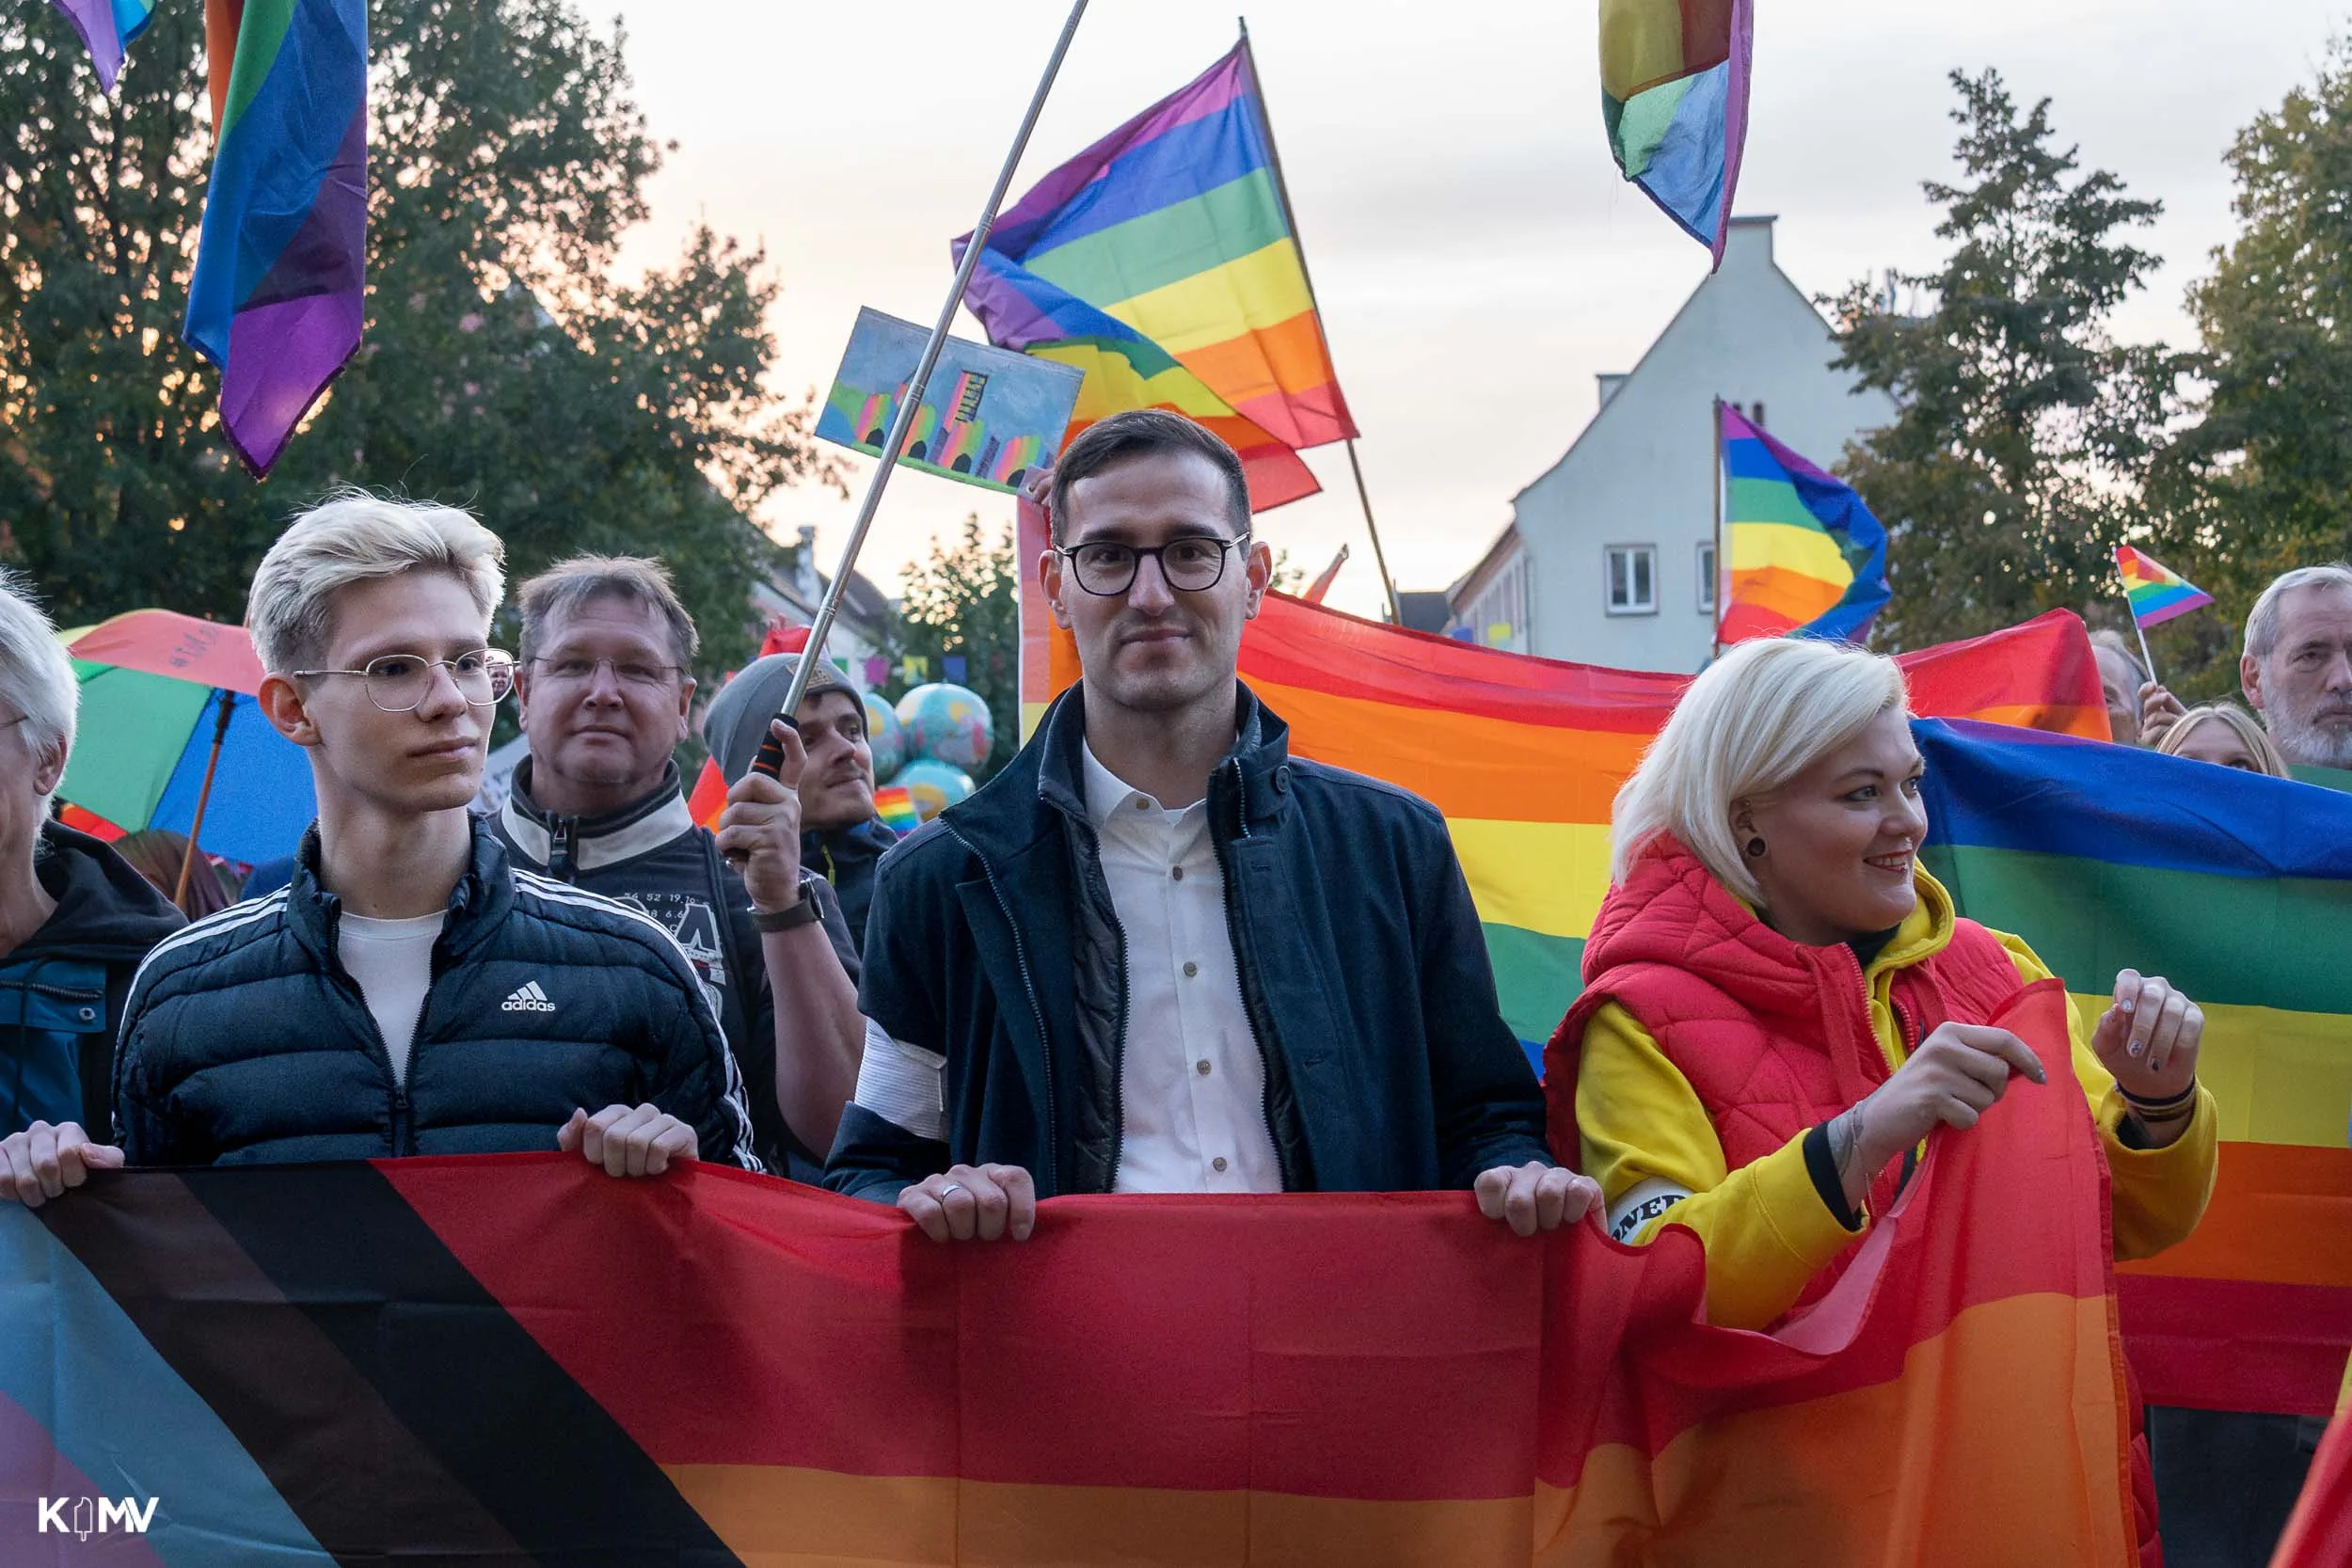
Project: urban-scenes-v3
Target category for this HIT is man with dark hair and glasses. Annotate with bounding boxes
[2,497,768,1209]
[829,409,1597,1243]
[496,555,864,1178]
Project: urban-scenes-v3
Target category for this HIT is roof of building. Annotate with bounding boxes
[1395,591,1454,635]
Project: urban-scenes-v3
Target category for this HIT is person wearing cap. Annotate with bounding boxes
[494,555,865,1178]
[703,653,899,951]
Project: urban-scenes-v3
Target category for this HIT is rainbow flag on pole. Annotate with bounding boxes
[1718,403,1891,646]
[2115,545,2214,627]
[1920,720,2352,1417]
[1600,0,1755,264]
[183,0,369,477]
[46,0,155,91]
[960,41,1352,512]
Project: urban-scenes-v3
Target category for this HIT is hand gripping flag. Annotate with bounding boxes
[183,0,369,477]
[2115,546,2215,628]
[959,42,1353,513]
[47,0,155,92]
[1600,0,1755,264]
[1718,402,1892,645]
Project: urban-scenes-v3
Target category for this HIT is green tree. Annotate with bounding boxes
[1,0,829,673]
[1823,71,2185,650]
[2142,40,2352,696]
[890,514,1018,781]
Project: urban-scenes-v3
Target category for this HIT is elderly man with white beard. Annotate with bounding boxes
[2242,564,2352,770]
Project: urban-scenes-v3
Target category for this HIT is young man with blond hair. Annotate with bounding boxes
[1,493,759,1206]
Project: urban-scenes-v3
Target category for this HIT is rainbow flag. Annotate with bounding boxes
[1919,718,2352,1418]
[1020,490,2110,1055]
[2115,545,2214,628]
[960,41,1352,512]
[1600,0,1754,263]
[0,1065,2138,1567]
[872,784,920,837]
[1718,403,1891,645]
[47,0,155,91]
[183,0,369,477]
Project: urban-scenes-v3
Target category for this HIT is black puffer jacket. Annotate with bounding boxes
[113,819,761,1168]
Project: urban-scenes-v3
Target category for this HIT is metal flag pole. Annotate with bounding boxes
[750,0,1091,781]
[1237,17,1404,626]
[2129,606,2160,688]
[1710,399,1725,663]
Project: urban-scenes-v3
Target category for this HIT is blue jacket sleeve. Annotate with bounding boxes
[1414,822,1552,1186]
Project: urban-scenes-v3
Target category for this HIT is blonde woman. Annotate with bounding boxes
[2155,700,2291,778]
[1553,636,2217,1337]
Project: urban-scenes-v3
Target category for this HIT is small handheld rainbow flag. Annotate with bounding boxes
[2116,546,2214,628]
[873,785,921,837]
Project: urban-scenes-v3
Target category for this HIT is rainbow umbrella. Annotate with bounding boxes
[56,610,316,873]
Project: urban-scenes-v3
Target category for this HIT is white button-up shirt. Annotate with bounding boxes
[1079,742,1282,1195]
[840,741,1283,1194]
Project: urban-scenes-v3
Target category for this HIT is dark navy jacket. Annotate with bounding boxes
[826,683,1549,1200]
[0,822,183,1140]
[803,816,898,953]
[113,819,761,1168]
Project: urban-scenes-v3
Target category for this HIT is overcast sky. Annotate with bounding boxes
[607,0,2344,620]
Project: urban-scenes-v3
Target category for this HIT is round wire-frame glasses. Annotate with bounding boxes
[291,649,516,712]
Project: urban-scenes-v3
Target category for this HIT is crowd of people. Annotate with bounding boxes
[0,408,2344,1551]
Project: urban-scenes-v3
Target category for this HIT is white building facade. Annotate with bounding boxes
[1451,216,1897,673]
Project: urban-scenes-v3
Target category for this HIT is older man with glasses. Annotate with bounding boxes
[1,495,766,1208]
[495,555,864,1178]
[828,409,1593,1243]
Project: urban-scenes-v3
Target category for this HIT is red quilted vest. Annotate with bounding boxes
[1547,833,2026,1306]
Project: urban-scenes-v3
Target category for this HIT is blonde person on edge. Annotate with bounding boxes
[1556,636,2217,1336]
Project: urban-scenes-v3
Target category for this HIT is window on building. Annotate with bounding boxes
[1697,542,1718,614]
[1605,546,1657,616]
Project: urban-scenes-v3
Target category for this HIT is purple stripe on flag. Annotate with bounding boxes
[48,0,126,91]
[216,106,367,476]
[981,45,1251,261]
[1710,0,1754,267]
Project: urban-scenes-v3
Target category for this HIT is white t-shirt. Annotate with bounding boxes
[337,911,444,1086]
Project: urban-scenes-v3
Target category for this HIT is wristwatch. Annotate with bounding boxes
[752,873,826,933]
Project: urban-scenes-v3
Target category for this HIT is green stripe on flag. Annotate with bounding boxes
[1025,170,1291,309]
[1922,844,2352,1015]
[1724,476,1827,531]
[1484,922,1585,1051]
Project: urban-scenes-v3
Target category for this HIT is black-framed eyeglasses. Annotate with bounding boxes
[291,649,516,712]
[1056,532,1251,596]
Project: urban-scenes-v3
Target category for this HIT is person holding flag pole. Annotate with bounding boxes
[728,0,1092,798]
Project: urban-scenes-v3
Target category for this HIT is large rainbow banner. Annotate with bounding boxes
[1018,492,2107,1053]
[1,1010,2141,1567]
[1917,720,2352,1418]
[961,42,1352,512]
[1016,509,2352,1413]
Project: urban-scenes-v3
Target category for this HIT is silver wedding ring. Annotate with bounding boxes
[938,1182,964,1198]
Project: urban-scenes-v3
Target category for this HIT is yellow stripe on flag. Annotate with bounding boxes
[1727,519,1851,584]
[1450,819,1614,942]
[1106,239,1316,356]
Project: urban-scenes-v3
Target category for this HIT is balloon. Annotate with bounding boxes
[862,691,906,780]
[896,682,993,771]
[889,759,976,822]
